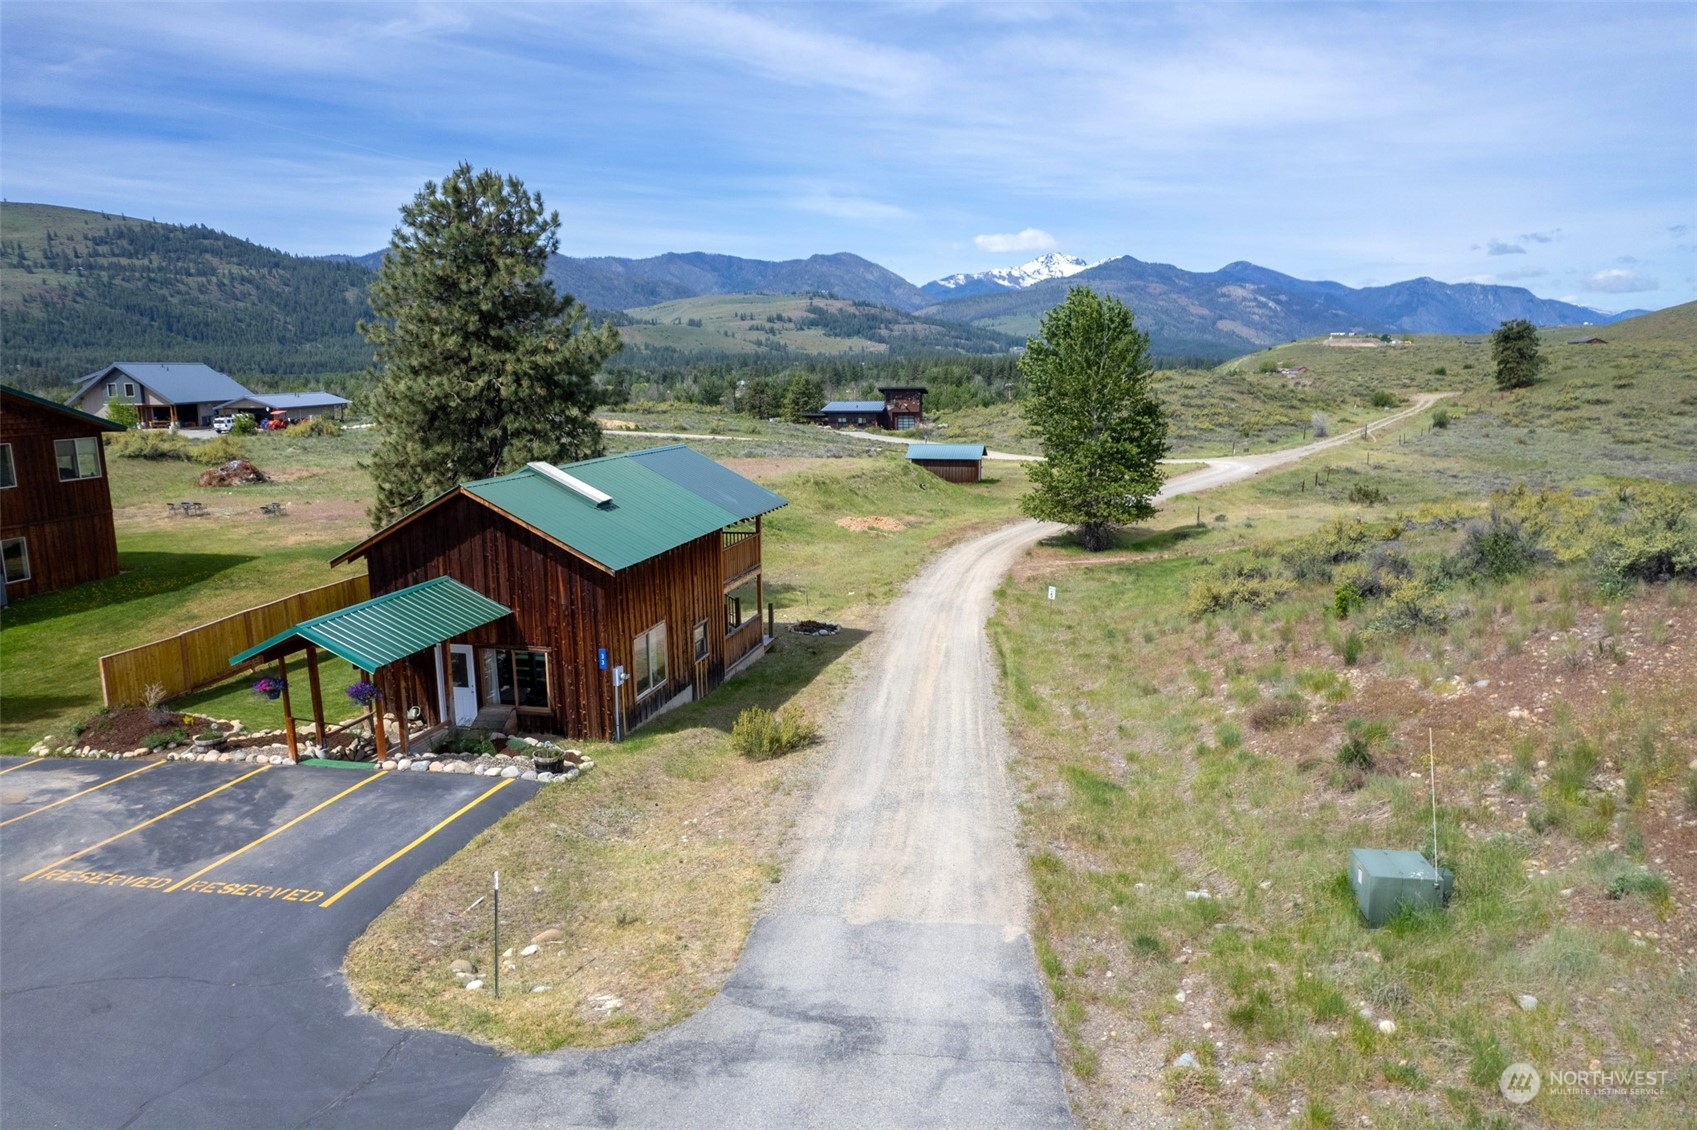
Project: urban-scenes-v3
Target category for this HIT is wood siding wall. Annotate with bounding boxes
[0,394,120,598]
[912,459,982,484]
[362,495,745,741]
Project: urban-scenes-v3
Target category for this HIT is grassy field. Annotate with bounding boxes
[990,304,1697,1127]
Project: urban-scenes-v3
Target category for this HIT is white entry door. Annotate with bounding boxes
[448,645,479,725]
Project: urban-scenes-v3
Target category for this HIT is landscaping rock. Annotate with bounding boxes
[409,760,429,772]
[530,928,563,944]
[564,767,580,780]
[531,985,551,993]
[521,770,537,781]
[427,761,443,772]
[464,979,483,991]
[537,772,554,783]
[520,944,540,957]
[396,758,411,771]
[501,766,521,779]
[1517,994,1538,1012]
[1378,1019,1397,1035]
[381,760,397,771]
[1171,1052,1201,1070]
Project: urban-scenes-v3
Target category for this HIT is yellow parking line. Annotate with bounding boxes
[19,766,270,882]
[165,772,385,892]
[0,759,48,777]
[319,779,514,909]
[0,761,163,828]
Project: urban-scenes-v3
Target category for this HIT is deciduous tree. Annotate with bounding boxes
[1490,319,1547,390]
[1019,286,1169,550]
[361,164,620,525]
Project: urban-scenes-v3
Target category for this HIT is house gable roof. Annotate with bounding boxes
[217,391,351,411]
[2,384,127,432]
[818,400,887,414]
[73,363,253,406]
[334,445,787,573]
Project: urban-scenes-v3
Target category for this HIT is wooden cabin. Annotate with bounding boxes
[1,385,125,601]
[323,445,786,741]
[906,442,987,484]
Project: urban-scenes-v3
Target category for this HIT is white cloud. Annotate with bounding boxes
[1586,267,1659,293]
[1520,229,1562,243]
[1486,239,1526,256]
[974,228,1056,253]
[789,192,909,221]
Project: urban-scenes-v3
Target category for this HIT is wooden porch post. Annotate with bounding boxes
[439,641,453,725]
[393,664,411,758]
[305,644,326,749]
[370,671,390,763]
[277,655,298,763]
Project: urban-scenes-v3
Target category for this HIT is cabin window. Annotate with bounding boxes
[693,620,708,662]
[55,437,102,481]
[123,382,136,398]
[633,622,668,699]
[106,383,117,398]
[479,648,550,710]
[2,538,29,584]
[726,579,760,633]
[0,445,14,489]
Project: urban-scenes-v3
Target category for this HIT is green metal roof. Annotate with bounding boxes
[906,443,987,461]
[459,445,785,572]
[229,577,511,671]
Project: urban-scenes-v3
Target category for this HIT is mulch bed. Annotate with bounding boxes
[790,620,841,635]
[67,705,355,753]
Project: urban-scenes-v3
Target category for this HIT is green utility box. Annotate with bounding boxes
[1348,848,1455,927]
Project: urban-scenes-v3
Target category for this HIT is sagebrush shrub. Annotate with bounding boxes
[731,705,818,760]
[1185,561,1293,617]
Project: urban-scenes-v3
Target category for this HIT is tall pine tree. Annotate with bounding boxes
[1018,286,1168,551]
[361,164,620,525]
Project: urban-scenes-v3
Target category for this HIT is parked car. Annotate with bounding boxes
[211,415,236,434]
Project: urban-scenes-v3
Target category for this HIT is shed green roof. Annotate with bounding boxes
[906,443,987,462]
[229,577,511,671]
[336,444,787,573]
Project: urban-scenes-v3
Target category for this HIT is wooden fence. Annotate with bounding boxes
[99,575,371,707]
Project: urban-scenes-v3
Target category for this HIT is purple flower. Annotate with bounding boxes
[346,680,380,707]
[251,677,285,698]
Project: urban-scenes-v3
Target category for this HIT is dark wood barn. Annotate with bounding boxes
[906,442,988,484]
[321,445,787,741]
[806,386,928,430]
[1,385,125,600]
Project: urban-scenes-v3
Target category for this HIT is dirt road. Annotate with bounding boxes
[462,396,1448,1128]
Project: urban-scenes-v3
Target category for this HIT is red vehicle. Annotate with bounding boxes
[262,409,289,431]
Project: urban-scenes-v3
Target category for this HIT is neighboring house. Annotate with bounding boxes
[67,363,255,429]
[0,385,125,600]
[806,385,928,430]
[252,445,788,742]
[215,391,352,425]
[906,442,987,484]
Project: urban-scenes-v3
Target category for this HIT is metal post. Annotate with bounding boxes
[767,602,775,639]
[492,870,500,999]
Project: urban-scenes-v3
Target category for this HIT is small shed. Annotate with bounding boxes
[906,442,987,484]
[217,391,351,424]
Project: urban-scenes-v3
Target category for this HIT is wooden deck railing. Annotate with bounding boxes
[722,526,760,585]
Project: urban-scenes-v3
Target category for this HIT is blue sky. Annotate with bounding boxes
[3,2,1693,309]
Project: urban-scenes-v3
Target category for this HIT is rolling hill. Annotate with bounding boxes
[1,203,374,392]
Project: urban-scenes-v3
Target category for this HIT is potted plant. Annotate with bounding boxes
[193,729,226,750]
[346,680,380,709]
[251,676,285,701]
[531,741,566,775]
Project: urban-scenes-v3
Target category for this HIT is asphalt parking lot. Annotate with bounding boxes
[0,755,535,1130]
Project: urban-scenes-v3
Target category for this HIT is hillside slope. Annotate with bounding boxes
[1,203,374,391]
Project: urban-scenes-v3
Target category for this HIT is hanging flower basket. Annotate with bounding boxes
[346,680,381,708]
[251,677,284,701]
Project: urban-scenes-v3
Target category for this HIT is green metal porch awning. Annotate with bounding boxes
[229,576,511,672]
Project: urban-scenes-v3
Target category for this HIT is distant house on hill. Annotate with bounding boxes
[231,445,789,745]
[1,385,125,600]
[1566,336,1607,345]
[806,385,928,430]
[216,391,351,425]
[67,363,254,428]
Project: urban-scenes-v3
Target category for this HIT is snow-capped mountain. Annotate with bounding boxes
[921,254,1093,300]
